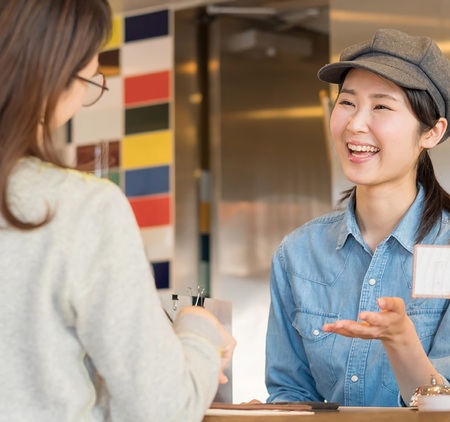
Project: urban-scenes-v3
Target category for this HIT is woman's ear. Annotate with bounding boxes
[421,117,448,149]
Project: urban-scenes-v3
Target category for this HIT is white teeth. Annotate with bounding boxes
[348,143,380,153]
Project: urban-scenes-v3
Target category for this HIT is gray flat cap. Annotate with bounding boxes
[318,28,450,143]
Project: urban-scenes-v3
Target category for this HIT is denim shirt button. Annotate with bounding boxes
[368,278,376,286]
[351,375,359,382]
[312,329,320,336]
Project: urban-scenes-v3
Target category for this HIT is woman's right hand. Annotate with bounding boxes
[178,306,236,384]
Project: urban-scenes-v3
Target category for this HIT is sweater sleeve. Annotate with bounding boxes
[68,182,221,422]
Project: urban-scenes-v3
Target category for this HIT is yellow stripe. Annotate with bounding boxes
[104,16,123,51]
[122,131,173,169]
[199,202,210,233]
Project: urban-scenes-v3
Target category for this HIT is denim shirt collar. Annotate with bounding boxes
[337,185,426,254]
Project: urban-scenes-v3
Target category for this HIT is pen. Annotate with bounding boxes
[163,307,173,322]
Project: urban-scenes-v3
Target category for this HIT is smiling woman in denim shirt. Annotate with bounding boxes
[266,29,450,407]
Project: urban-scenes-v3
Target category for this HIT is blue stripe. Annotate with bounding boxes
[125,165,169,197]
[125,10,169,42]
[152,261,170,289]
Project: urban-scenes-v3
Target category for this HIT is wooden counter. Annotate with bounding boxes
[203,407,450,421]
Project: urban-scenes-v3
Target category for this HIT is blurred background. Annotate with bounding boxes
[67,0,450,403]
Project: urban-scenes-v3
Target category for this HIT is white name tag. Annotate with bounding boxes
[413,245,450,298]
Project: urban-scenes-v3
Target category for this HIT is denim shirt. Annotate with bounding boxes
[266,186,450,406]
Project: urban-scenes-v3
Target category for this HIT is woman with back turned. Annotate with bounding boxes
[266,29,450,407]
[0,1,235,420]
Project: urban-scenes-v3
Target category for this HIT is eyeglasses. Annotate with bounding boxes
[75,72,109,107]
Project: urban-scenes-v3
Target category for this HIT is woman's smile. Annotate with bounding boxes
[347,142,380,161]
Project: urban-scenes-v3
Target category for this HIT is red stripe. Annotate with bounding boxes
[125,71,170,106]
[129,195,171,227]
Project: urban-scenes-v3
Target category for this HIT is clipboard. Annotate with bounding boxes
[210,401,339,412]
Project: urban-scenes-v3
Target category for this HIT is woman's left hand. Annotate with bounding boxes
[322,297,412,341]
[323,296,444,403]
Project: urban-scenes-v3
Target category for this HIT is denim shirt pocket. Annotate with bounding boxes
[293,309,340,392]
[409,307,446,351]
[381,349,397,394]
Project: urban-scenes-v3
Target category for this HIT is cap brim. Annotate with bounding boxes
[318,56,428,91]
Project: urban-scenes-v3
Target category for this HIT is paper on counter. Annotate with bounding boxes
[205,408,314,416]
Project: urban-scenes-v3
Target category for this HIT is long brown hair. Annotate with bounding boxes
[0,0,111,229]
[337,87,450,243]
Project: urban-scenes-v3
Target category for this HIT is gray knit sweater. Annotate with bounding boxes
[0,157,221,421]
